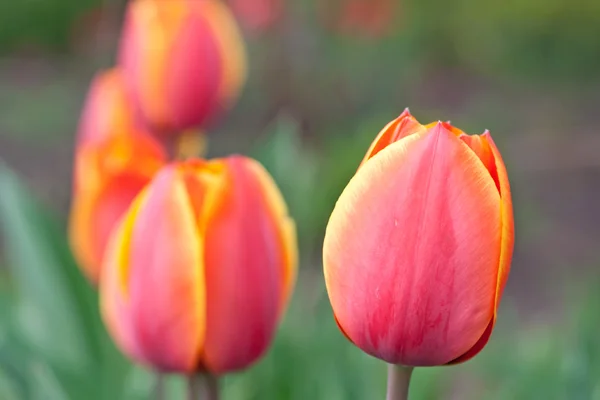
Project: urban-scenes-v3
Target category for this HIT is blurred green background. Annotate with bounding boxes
[1,0,600,399]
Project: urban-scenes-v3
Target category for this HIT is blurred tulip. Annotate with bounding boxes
[69,69,167,284]
[118,0,247,134]
[323,109,514,366]
[75,68,135,147]
[319,0,398,38]
[227,0,282,32]
[100,156,297,373]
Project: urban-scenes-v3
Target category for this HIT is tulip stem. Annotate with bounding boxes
[203,374,220,400]
[154,372,164,400]
[186,374,202,400]
[386,364,414,400]
[186,374,219,400]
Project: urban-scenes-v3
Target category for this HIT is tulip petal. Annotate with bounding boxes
[245,160,298,314]
[69,133,165,284]
[459,133,500,192]
[77,69,132,146]
[126,166,206,372]
[361,109,425,165]
[484,133,514,307]
[448,133,513,364]
[100,187,150,364]
[201,0,247,105]
[166,7,222,130]
[120,0,188,130]
[324,124,502,366]
[200,157,288,373]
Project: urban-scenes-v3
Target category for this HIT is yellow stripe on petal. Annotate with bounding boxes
[129,0,188,128]
[99,184,151,364]
[125,166,206,372]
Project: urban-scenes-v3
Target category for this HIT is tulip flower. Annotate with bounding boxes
[323,109,514,368]
[227,0,282,32]
[118,0,247,134]
[69,69,166,284]
[100,156,297,374]
[319,0,398,38]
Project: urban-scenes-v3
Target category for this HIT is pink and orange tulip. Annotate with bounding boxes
[69,69,166,284]
[118,0,247,134]
[100,156,297,373]
[323,109,514,366]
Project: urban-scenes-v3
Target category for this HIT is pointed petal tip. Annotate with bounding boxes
[399,108,412,118]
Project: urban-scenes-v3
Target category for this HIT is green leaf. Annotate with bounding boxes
[0,164,101,371]
[252,114,320,253]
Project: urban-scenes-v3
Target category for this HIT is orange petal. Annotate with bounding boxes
[459,132,500,192]
[202,0,247,105]
[119,0,188,131]
[199,156,295,373]
[361,109,425,166]
[324,123,502,366]
[69,133,165,284]
[125,166,206,372]
[484,132,514,309]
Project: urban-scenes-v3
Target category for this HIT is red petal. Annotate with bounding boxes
[127,166,206,372]
[200,157,287,373]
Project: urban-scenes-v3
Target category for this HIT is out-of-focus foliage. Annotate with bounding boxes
[3,0,600,83]
[0,0,97,54]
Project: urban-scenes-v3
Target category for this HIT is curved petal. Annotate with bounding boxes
[127,166,206,372]
[459,132,500,192]
[323,124,502,366]
[483,132,514,307]
[166,7,222,130]
[201,0,247,105]
[99,186,150,364]
[199,156,289,373]
[76,69,132,146]
[448,133,513,364]
[244,159,298,315]
[361,109,425,165]
[119,0,188,131]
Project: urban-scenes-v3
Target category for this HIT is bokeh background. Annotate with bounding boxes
[1,0,600,399]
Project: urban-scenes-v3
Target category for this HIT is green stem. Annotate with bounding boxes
[186,374,219,400]
[385,364,414,400]
[186,374,202,400]
[154,372,164,400]
[203,374,220,400]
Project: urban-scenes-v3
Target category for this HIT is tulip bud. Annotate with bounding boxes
[100,156,297,373]
[69,69,167,284]
[118,0,247,134]
[323,109,514,366]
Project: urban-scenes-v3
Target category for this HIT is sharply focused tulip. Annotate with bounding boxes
[100,156,297,373]
[69,69,166,284]
[118,0,247,134]
[323,109,514,366]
